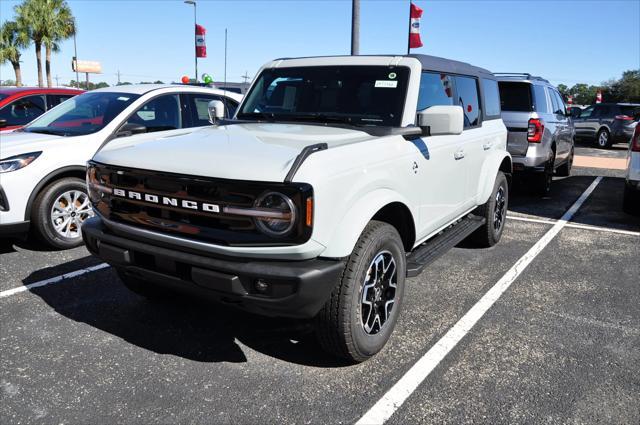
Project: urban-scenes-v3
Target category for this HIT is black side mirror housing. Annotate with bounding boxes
[116,123,147,138]
[0,119,7,128]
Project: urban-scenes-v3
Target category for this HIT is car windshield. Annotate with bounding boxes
[23,91,140,136]
[237,66,410,127]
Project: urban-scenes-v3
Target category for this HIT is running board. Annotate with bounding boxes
[406,214,486,278]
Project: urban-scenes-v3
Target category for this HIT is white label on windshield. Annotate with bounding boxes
[375,80,398,88]
[117,96,130,101]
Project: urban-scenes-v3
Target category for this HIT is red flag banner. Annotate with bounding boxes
[409,3,423,49]
[196,24,207,58]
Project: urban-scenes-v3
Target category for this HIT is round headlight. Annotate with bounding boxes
[254,192,296,236]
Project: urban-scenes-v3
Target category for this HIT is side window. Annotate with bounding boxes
[453,75,480,128]
[47,95,75,109]
[481,78,501,118]
[187,94,238,127]
[127,94,182,133]
[0,95,46,126]
[532,85,549,114]
[417,72,454,111]
[595,105,611,118]
[552,90,566,115]
[548,89,564,115]
[579,105,594,119]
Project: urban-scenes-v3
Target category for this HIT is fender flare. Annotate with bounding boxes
[319,188,417,258]
[24,165,86,221]
[475,152,512,206]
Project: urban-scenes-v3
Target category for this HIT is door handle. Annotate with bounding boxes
[482,142,492,151]
[454,149,465,160]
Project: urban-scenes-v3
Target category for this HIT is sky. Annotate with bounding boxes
[1,0,639,88]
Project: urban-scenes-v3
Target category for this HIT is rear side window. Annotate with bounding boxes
[187,94,238,126]
[550,90,566,115]
[533,85,549,113]
[417,72,454,110]
[453,76,480,128]
[620,105,640,117]
[498,82,532,112]
[481,78,501,118]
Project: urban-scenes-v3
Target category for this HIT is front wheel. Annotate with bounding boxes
[315,221,406,363]
[469,171,509,248]
[31,177,95,249]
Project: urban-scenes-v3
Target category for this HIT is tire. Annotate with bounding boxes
[556,147,573,177]
[596,128,611,149]
[622,184,640,215]
[315,221,406,363]
[533,149,555,196]
[117,271,173,300]
[469,171,509,248]
[30,177,94,249]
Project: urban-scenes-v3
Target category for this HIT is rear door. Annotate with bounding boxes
[574,105,595,138]
[548,88,571,160]
[498,81,533,156]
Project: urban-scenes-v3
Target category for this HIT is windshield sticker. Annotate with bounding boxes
[388,72,397,79]
[375,80,398,88]
[117,96,130,101]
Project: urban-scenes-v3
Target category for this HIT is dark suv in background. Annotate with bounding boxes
[572,103,640,148]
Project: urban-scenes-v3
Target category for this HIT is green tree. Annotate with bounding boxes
[15,0,76,88]
[0,21,30,87]
[1,79,17,86]
[556,84,568,99]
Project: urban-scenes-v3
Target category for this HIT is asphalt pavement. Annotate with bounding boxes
[1,142,638,424]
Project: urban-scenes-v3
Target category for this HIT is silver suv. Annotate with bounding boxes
[496,74,574,194]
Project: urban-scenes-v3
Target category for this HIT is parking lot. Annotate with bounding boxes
[1,142,638,424]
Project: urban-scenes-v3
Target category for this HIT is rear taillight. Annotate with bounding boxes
[615,115,633,121]
[527,118,544,143]
[631,125,640,152]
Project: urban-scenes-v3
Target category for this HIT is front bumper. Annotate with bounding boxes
[81,217,345,318]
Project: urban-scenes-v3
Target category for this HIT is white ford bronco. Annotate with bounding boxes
[82,55,511,362]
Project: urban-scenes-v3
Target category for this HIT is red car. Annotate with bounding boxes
[0,87,84,132]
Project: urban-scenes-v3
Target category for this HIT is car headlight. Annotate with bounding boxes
[0,152,42,173]
[253,191,297,236]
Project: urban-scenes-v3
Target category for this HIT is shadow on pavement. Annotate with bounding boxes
[25,259,351,368]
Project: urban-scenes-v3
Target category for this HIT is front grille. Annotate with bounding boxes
[89,162,313,246]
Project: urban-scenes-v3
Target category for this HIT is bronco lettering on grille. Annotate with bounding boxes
[112,188,221,214]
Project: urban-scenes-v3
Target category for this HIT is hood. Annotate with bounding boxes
[93,123,374,182]
[0,130,69,159]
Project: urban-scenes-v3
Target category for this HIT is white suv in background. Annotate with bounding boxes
[0,84,242,249]
[623,124,640,215]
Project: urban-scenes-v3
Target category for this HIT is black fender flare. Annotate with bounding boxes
[24,165,87,221]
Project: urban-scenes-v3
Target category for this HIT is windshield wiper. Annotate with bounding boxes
[236,111,276,122]
[24,128,70,137]
[281,113,362,126]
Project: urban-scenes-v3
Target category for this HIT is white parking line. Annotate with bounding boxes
[508,215,640,236]
[356,176,603,425]
[0,263,110,299]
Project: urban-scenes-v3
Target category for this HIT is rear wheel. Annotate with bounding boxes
[596,128,611,148]
[556,147,573,177]
[315,221,406,363]
[533,150,555,196]
[470,171,509,248]
[31,178,94,249]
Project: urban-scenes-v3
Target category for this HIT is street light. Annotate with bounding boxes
[184,0,197,82]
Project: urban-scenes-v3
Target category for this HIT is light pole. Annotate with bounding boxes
[184,0,197,82]
[351,0,360,55]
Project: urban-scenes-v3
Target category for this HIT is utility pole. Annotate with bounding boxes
[241,71,250,84]
[351,0,360,55]
[184,0,197,82]
[55,75,60,86]
[116,69,121,85]
[224,29,228,89]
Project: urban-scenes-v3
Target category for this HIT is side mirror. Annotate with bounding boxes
[417,105,464,136]
[208,100,225,124]
[116,122,147,138]
[0,119,7,128]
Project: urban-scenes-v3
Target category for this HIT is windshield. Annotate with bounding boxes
[23,92,140,136]
[238,66,410,127]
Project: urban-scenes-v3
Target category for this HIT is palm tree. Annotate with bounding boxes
[15,0,76,88]
[0,21,30,87]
